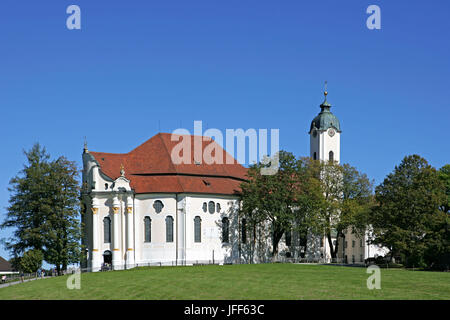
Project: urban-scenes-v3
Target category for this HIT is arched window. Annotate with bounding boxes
[153,200,164,213]
[222,217,229,243]
[241,218,247,244]
[313,152,317,160]
[202,202,207,213]
[208,201,215,214]
[194,216,201,243]
[166,216,174,242]
[329,151,334,162]
[216,203,221,213]
[103,217,111,243]
[144,217,151,243]
[285,230,291,246]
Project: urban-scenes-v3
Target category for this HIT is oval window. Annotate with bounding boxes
[153,200,164,213]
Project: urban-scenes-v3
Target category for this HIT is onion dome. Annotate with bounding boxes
[309,85,341,133]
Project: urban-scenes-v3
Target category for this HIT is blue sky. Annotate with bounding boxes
[0,0,449,261]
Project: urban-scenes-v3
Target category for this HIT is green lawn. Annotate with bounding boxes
[0,264,449,300]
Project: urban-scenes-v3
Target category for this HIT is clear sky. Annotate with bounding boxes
[0,0,449,261]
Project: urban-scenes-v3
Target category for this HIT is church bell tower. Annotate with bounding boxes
[309,83,341,163]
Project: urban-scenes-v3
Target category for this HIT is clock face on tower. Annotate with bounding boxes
[328,128,336,137]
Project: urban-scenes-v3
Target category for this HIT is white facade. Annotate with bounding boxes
[81,155,242,271]
[310,127,340,164]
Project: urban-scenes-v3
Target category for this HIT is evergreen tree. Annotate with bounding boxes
[1,144,52,256]
[1,144,81,274]
[43,157,81,274]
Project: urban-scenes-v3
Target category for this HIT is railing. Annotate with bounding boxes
[0,268,78,284]
[0,257,364,280]
[0,272,43,285]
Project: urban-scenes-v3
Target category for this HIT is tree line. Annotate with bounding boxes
[239,151,449,270]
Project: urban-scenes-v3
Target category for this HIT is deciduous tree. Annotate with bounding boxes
[370,155,446,268]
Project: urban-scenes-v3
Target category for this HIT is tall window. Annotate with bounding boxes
[144,217,151,243]
[352,240,355,248]
[241,218,247,244]
[103,217,111,243]
[216,203,221,212]
[329,151,334,162]
[313,152,317,160]
[285,230,292,246]
[208,201,215,214]
[222,217,229,243]
[202,202,207,213]
[194,216,201,243]
[166,216,174,242]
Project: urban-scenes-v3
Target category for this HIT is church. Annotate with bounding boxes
[81,89,387,271]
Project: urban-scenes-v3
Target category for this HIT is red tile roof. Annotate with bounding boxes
[90,133,248,195]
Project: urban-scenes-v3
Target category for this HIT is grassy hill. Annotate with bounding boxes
[0,264,449,300]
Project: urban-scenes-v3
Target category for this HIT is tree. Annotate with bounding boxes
[0,144,52,256]
[423,164,450,270]
[1,144,81,275]
[438,164,450,214]
[292,157,325,257]
[19,249,44,274]
[309,160,374,260]
[370,155,446,268]
[240,151,308,260]
[43,157,81,274]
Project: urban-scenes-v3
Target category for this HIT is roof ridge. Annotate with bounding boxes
[90,151,129,156]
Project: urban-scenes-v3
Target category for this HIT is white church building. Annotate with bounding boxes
[81,133,247,271]
[81,89,387,271]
